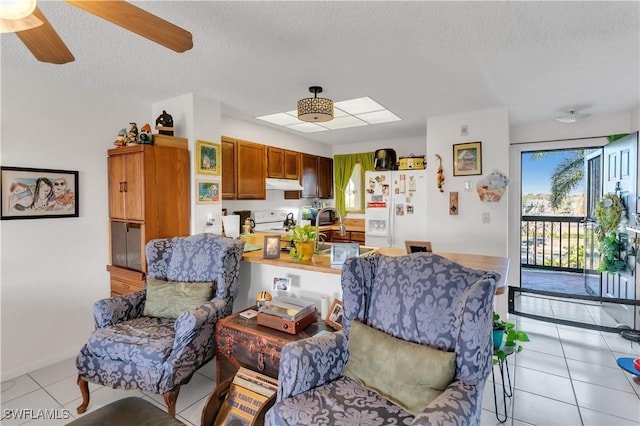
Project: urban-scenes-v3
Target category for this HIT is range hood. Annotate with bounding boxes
[266,178,303,191]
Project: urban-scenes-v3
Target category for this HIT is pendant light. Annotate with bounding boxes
[297,86,334,122]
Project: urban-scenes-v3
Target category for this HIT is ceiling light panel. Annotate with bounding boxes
[286,122,329,133]
[318,115,368,130]
[333,97,384,114]
[256,112,301,126]
[357,110,401,124]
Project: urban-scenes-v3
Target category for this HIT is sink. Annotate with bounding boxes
[315,243,376,257]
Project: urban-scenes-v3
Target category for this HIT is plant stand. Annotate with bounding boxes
[491,346,515,423]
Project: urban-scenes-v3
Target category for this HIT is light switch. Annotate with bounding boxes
[482,212,490,224]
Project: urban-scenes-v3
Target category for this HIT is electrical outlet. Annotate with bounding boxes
[482,212,490,224]
[205,213,214,226]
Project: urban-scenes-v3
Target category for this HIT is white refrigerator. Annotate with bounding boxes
[364,170,428,248]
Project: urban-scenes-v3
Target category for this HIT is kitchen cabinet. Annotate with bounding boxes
[318,156,333,199]
[222,136,266,200]
[327,230,366,245]
[297,154,333,199]
[284,150,301,180]
[107,141,190,296]
[267,146,285,179]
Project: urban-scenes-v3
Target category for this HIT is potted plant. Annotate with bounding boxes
[289,224,324,261]
[492,312,530,364]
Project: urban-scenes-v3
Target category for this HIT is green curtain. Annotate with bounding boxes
[334,152,376,216]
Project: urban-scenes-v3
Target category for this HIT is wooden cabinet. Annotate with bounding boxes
[318,156,333,199]
[107,141,190,296]
[222,136,266,200]
[268,147,301,180]
[299,154,333,199]
[284,150,300,180]
[221,138,237,199]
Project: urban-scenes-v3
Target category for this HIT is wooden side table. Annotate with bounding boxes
[215,307,332,384]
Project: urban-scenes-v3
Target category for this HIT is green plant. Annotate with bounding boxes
[288,224,325,260]
[594,193,626,274]
[492,312,530,364]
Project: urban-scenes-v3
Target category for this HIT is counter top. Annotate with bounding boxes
[239,233,508,294]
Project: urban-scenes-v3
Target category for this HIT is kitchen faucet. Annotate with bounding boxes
[315,207,346,251]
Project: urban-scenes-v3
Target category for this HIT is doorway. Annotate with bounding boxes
[512,134,639,333]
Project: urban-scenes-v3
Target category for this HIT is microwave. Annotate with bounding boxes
[317,209,336,225]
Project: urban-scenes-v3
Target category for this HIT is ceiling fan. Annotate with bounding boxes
[555,109,590,123]
[0,0,193,64]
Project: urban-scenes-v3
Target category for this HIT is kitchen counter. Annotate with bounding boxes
[238,232,508,293]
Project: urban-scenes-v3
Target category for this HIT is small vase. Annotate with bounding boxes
[493,329,505,351]
[295,241,315,261]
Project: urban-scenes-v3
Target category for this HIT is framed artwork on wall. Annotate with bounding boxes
[453,141,482,176]
[196,179,221,204]
[1,166,79,220]
[196,140,221,175]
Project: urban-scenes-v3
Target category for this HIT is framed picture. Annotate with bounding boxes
[272,277,291,292]
[330,243,360,267]
[405,240,433,254]
[196,179,221,204]
[453,141,482,176]
[263,235,281,259]
[326,299,343,330]
[196,140,221,176]
[1,166,79,220]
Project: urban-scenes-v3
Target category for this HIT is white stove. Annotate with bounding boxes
[252,210,292,233]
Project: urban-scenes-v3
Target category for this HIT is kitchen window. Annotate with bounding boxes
[345,162,363,212]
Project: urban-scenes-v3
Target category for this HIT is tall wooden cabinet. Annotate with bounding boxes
[107,140,190,296]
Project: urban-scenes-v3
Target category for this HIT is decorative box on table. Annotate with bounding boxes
[215,307,331,384]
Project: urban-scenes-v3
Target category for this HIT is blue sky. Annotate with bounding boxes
[521,150,584,195]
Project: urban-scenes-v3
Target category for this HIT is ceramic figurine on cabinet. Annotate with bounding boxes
[138,123,154,144]
[114,128,127,147]
[155,110,174,135]
[127,122,139,145]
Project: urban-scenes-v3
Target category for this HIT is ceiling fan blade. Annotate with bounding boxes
[15,7,74,64]
[64,0,193,53]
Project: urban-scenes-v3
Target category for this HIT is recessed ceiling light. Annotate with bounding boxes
[357,110,401,124]
[334,97,384,114]
[318,115,369,130]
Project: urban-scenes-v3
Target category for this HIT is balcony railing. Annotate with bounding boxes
[521,216,600,273]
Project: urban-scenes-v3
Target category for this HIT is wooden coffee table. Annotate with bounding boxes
[215,307,333,384]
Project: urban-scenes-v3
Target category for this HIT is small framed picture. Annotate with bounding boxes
[405,240,433,254]
[196,140,221,176]
[453,141,482,176]
[196,179,220,204]
[272,277,291,292]
[263,235,281,259]
[326,299,343,330]
[330,243,360,267]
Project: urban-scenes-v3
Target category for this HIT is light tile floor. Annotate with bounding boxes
[1,316,639,425]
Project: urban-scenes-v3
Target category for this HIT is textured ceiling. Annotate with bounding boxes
[2,1,639,145]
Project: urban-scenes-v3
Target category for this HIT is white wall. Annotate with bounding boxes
[1,70,149,379]
[426,107,510,257]
[332,135,425,158]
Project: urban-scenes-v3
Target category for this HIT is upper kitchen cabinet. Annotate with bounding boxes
[267,147,300,180]
[222,136,266,200]
[298,154,333,199]
[318,156,333,199]
[221,138,237,199]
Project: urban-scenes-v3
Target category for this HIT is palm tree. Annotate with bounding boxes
[530,150,584,210]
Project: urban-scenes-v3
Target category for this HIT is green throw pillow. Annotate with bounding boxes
[343,320,456,416]
[143,278,213,319]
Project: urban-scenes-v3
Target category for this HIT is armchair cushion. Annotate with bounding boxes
[86,317,175,368]
[143,278,213,319]
[343,320,456,416]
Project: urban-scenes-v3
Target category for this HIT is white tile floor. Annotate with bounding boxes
[1,315,639,425]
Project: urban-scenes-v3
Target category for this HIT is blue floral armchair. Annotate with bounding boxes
[75,234,244,416]
[266,253,499,426]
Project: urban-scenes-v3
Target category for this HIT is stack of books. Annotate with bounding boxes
[257,296,318,334]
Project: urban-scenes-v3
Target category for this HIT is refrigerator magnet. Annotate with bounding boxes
[396,204,404,215]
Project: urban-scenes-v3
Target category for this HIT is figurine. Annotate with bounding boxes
[138,123,154,144]
[127,122,139,145]
[155,110,174,135]
[114,128,127,147]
